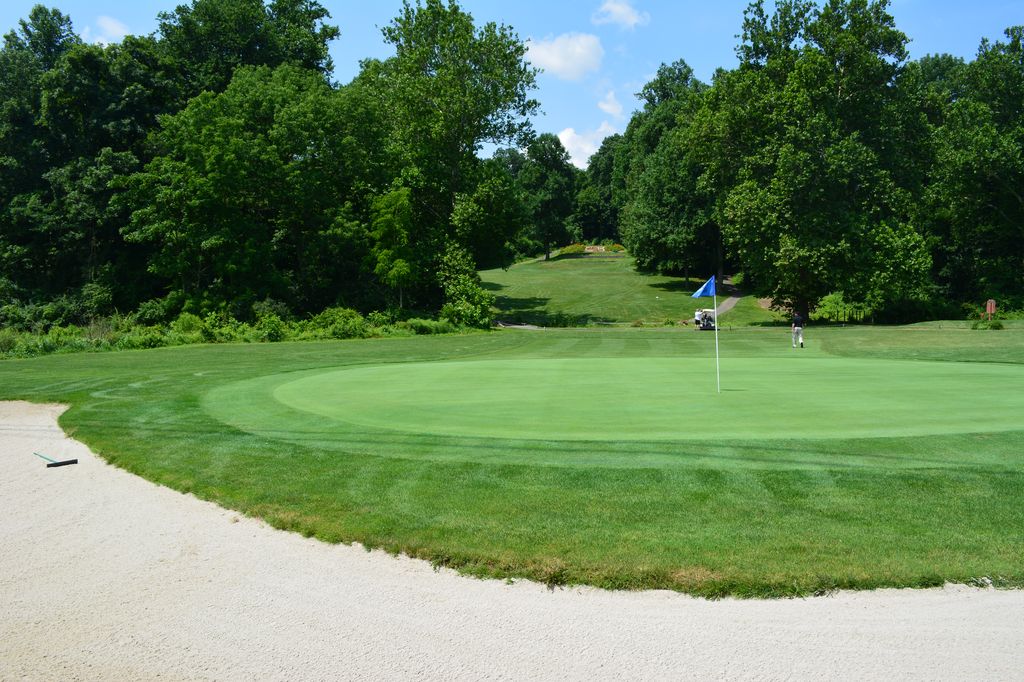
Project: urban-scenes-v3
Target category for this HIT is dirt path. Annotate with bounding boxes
[2,400,1022,680]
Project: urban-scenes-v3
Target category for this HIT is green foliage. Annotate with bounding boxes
[370,188,416,309]
[437,241,494,328]
[0,328,20,353]
[113,326,165,350]
[156,0,339,99]
[402,317,457,335]
[303,307,370,340]
[518,133,576,260]
[617,59,716,278]
[133,298,172,326]
[254,313,287,342]
[2,0,1023,330]
[811,292,873,323]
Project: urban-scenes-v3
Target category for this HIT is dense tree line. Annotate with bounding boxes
[4,0,1022,330]
[0,0,580,329]
[578,0,1024,319]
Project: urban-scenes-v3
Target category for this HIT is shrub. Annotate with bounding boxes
[606,243,626,252]
[85,317,117,343]
[0,328,19,354]
[252,298,292,321]
[39,295,84,329]
[306,307,368,339]
[558,243,586,256]
[254,313,287,342]
[437,241,494,328]
[403,318,456,335]
[366,310,393,328]
[172,312,204,334]
[134,298,171,325]
[812,292,872,323]
[80,282,113,319]
[114,327,166,350]
[199,312,243,342]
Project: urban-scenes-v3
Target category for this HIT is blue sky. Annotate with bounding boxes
[2,1,1021,167]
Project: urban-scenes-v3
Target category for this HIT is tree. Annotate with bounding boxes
[451,159,526,269]
[573,134,622,243]
[370,188,415,309]
[157,0,339,100]
[924,27,1024,302]
[719,0,930,315]
[519,133,576,259]
[370,0,539,282]
[615,60,716,277]
[2,4,80,70]
[122,65,388,316]
[0,6,81,252]
[437,240,494,328]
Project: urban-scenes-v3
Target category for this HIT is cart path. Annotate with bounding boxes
[2,400,1022,681]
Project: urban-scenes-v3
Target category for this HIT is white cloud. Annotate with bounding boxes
[559,121,618,169]
[597,90,623,118]
[527,33,604,81]
[592,1,650,30]
[82,16,130,46]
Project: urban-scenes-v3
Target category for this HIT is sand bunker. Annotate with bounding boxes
[1,400,1021,680]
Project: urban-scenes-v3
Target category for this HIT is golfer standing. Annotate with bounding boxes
[792,311,804,348]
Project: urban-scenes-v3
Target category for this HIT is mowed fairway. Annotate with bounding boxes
[480,253,778,326]
[2,325,1023,596]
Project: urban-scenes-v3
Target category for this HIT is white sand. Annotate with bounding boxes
[1,400,1022,681]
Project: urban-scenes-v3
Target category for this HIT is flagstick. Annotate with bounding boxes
[713,290,720,394]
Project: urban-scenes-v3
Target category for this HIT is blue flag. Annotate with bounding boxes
[691,275,716,298]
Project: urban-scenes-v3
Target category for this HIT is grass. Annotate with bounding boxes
[2,325,1022,597]
[480,253,780,326]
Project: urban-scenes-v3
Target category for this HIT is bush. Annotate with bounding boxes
[403,318,456,335]
[198,312,243,342]
[114,327,166,350]
[437,241,494,328]
[606,243,626,252]
[305,307,369,339]
[812,292,873,323]
[80,282,113,319]
[558,243,586,256]
[254,313,287,342]
[172,312,204,335]
[134,298,171,325]
[366,310,393,327]
[252,298,292,321]
[0,328,19,354]
[39,296,84,329]
[163,312,204,345]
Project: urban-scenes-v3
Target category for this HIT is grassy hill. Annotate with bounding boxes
[480,252,779,326]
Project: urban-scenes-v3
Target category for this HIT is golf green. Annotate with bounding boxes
[205,355,1024,443]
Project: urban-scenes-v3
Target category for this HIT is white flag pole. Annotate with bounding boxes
[713,287,720,394]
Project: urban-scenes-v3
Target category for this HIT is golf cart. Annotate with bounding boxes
[694,308,716,331]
